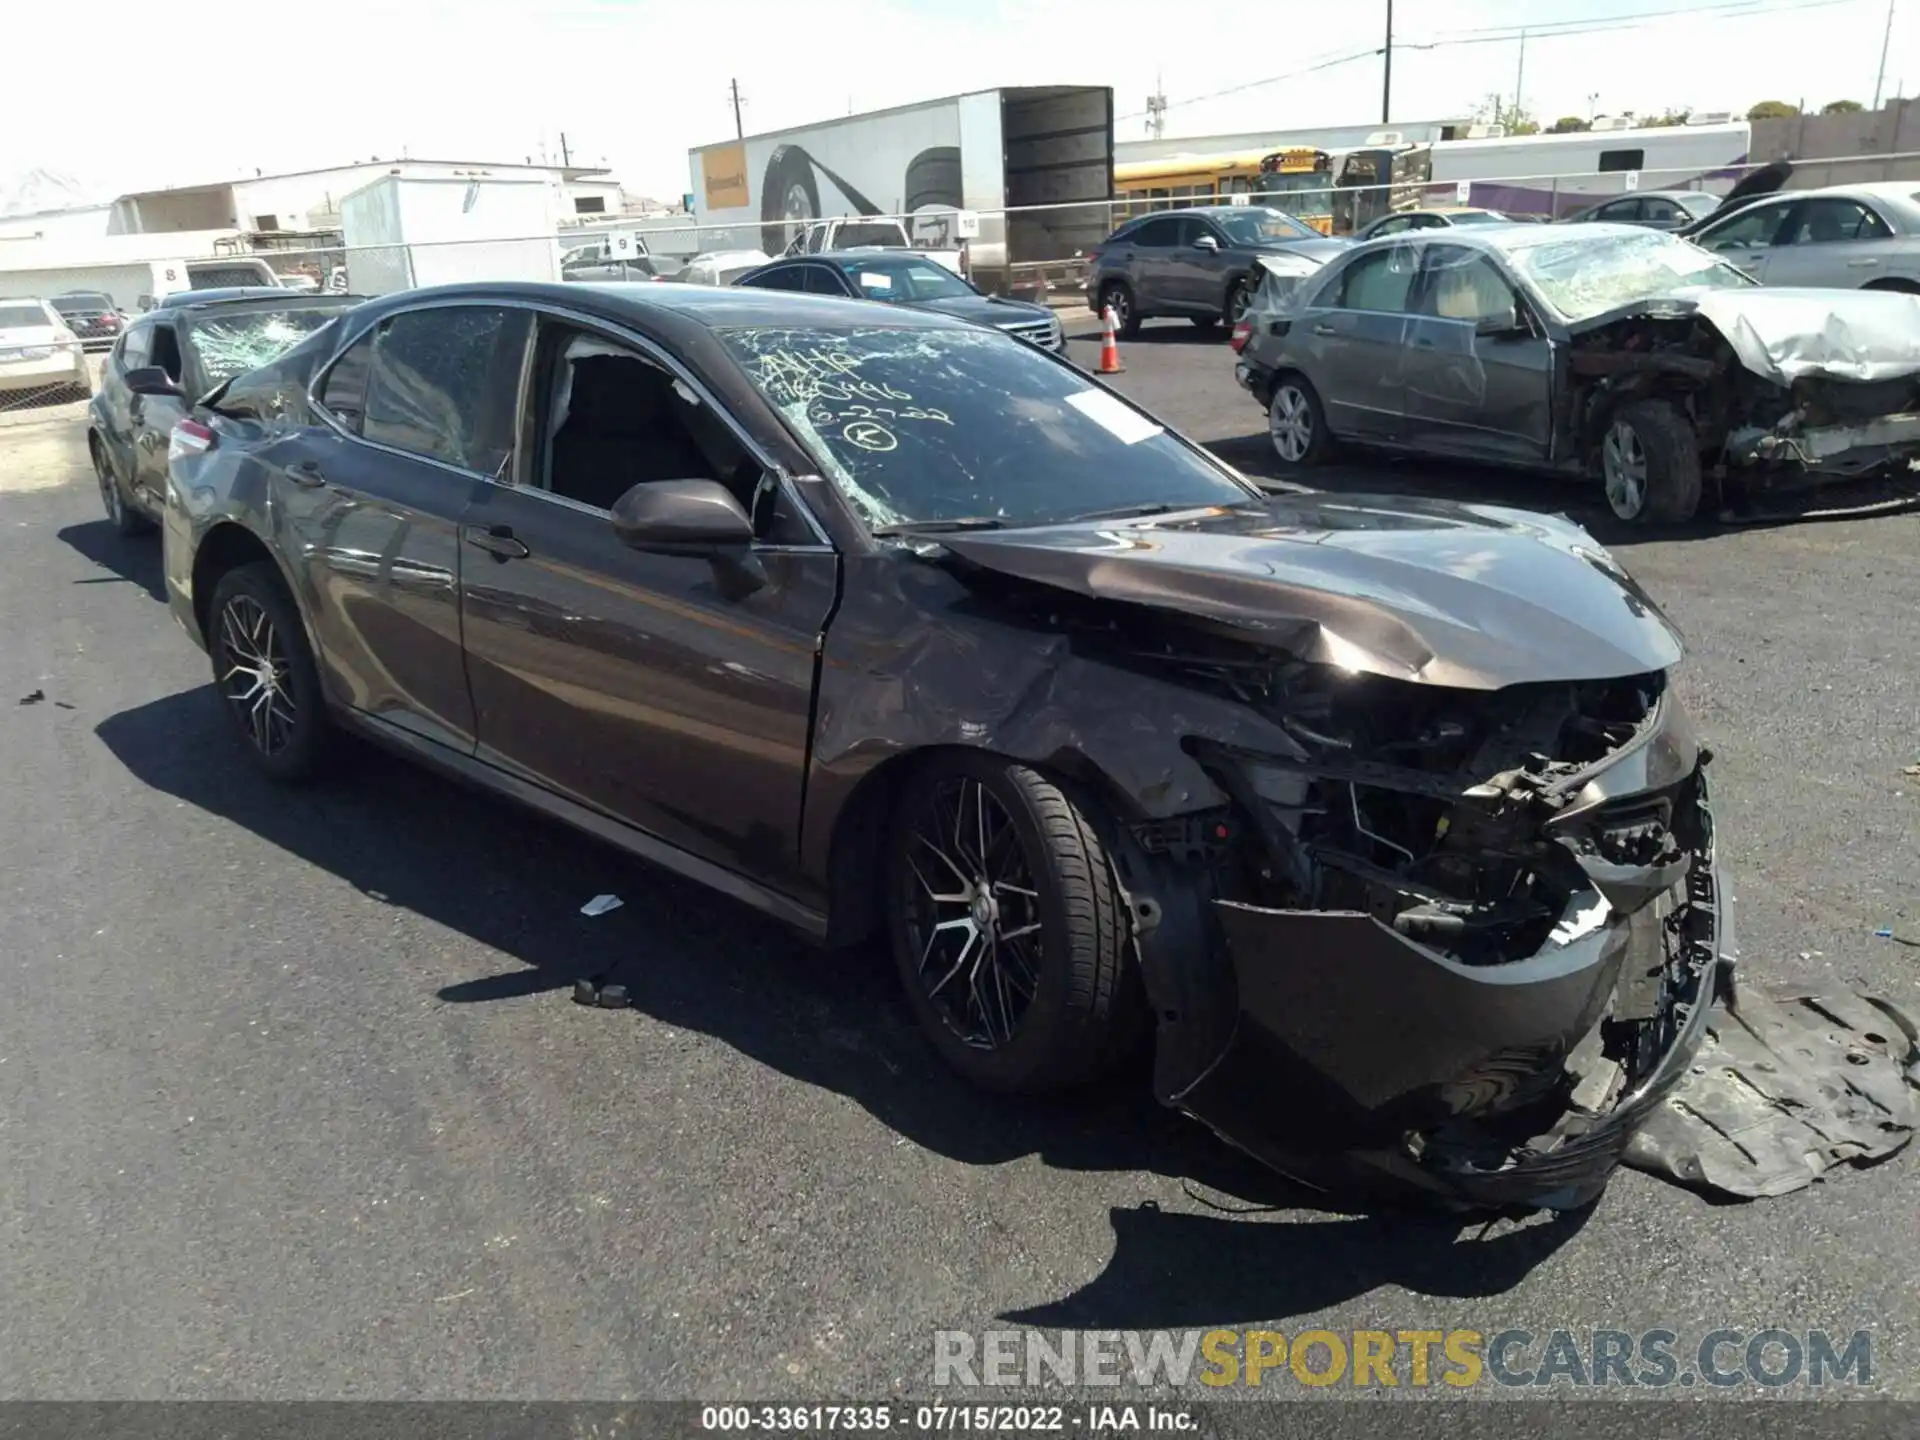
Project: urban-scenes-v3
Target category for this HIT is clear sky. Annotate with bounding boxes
[7,0,1913,203]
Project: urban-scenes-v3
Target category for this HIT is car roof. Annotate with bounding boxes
[788,250,952,265]
[1792,180,1920,205]
[1354,220,1657,255]
[351,280,972,335]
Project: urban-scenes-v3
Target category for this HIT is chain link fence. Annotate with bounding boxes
[5,148,1918,419]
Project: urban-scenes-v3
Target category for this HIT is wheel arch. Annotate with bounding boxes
[190,521,309,653]
[820,741,1146,949]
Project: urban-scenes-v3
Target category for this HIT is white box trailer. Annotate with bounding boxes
[340,174,561,296]
[688,85,1114,295]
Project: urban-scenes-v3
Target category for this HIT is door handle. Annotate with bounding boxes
[1413,337,1435,349]
[285,460,328,488]
[464,524,529,561]
[1312,323,1339,337]
[1846,258,1878,267]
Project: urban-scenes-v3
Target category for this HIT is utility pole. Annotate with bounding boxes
[559,132,571,167]
[1381,0,1394,123]
[1872,0,1897,110]
[1512,30,1526,127]
[729,78,745,139]
[1146,73,1167,139]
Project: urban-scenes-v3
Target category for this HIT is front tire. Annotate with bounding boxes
[207,562,331,782]
[1601,400,1700,524]
[887,755,1142,1094]
[1268,374,1336,468]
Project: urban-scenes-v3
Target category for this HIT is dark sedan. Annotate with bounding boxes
[50,291,126,349]
[1086,206,1350,335]
[157,280,1732,1211]
[734,250,1062,350]
[87,290,360,536]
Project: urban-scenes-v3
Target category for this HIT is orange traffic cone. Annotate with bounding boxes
[1097,305,1125,374]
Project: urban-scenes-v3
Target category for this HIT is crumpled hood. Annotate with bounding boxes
[1691,286,1920,385]
[1572,285,1920,386]
[940,493,1685,689]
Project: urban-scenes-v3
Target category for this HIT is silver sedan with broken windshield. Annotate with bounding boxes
[1234,223,1920,524]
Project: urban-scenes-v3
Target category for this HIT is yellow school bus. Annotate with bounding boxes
[1112,147,1335,234]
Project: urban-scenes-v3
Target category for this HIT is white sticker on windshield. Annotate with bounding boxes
[1066,388,1163,445]
[857,272,893,291]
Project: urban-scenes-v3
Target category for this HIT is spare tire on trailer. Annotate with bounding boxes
[760,144,820,255]
[904,146,963,211]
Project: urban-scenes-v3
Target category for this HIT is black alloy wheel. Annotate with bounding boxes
[888,755,1143,1094]
[207,562,330,781]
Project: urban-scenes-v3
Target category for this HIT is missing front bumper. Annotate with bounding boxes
[1151,818,1732,1213]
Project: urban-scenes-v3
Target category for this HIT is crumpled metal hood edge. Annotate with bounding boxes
[938,494,1685,690]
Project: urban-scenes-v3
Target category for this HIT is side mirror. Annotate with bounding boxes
[610,478,755,554]
[124,365,186,398]
[1193,234,1220,251]
[1475,306,1523,338]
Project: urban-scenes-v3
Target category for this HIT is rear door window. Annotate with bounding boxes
[803,266,851,295]
[1595,198,1643,222]
[742,266,808,291]
[1128,217,1182,247]
[1782,198,1894,245]
[320,307,529,475]
[1331,246,1419,312]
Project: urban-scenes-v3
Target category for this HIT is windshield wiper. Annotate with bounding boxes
[871,517,1009,536]
[1060,502,1192,524]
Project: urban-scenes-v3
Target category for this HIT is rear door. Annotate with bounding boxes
[1120,216,1183,311]
[1294,240,1421,441]
[1400,243,1553,462]
[1691,197,1796,281]
[277,302,531,753]
[1761,195,1901,287]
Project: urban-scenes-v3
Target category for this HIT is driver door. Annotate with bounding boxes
[456,310,839,889]
[129,318,189,515]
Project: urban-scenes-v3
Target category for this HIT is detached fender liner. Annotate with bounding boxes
[1162,837,1730,1212]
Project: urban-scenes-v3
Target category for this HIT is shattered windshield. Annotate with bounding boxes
[182,306,352,387]
[720,326,1254,531]
[1510,230,1754,322]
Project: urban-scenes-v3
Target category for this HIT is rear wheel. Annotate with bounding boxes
[1097,281,1139,338]
[1268,374,1336,468]
[91,435,147,536]
[207,562,331,782]
[887,754,1142,1094]
[1601,400,1700,525]
[1224,275,1255,325]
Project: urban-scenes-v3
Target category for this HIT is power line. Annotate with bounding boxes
[1130,0,1872,124]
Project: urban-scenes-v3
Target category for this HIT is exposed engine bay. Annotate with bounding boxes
[1569,298,1920,489]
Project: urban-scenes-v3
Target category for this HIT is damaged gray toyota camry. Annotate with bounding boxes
[159,282,1733,1213]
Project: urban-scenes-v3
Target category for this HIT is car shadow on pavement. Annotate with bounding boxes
[95,684,1584,1327]
[57,521,168,604]
[1002,1199,1591,1330]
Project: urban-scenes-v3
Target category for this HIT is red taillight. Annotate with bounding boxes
[169,418,215,460]
[1229,319,1253,352]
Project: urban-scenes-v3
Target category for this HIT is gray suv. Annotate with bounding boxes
[1086,206,1349,336]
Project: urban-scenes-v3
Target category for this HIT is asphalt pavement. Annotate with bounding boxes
[2,323,1917,1402]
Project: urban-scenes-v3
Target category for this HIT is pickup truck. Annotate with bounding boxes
[560,238,675,282]
[782,217,965,275]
